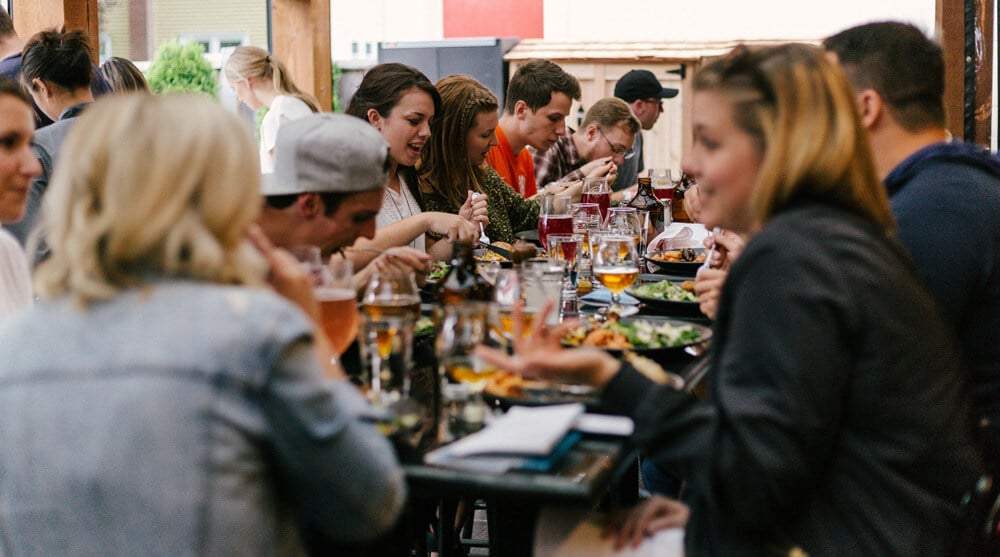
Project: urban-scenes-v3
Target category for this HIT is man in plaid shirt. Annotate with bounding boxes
[529,97,639,191]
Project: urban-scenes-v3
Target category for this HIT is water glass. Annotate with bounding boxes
[361,267,420,406]
[521,259,566,325]
[436,304,492,437]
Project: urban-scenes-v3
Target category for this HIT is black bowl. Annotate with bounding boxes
[644,248,706,277]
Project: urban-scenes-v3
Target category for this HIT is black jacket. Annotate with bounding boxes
[602,203,981,556]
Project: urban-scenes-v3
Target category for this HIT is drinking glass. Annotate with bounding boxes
[537,194,573,254]
[592,234,640,314]
[316,258,357,356]
[580,176,611,222]
[546,233,584,317]
[361,267,421,406]
[521,259,566,326]
[491,269,527,343]
[436,304,492,437]
[290,244,324,286]
[605,206,644,256]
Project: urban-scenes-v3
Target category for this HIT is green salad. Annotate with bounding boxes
[415,316,435,335]
[565,318,706,349]
[629,280,698,303]
[428,261,450,281]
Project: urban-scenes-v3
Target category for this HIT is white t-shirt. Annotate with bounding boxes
[259,95,314,174]
[375,175,425,253]
[0,228,32,321]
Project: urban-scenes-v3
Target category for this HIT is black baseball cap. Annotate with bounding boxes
[614,70,679,103]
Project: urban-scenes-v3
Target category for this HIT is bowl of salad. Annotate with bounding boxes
[563,314,711,359]
[627,279,704,317]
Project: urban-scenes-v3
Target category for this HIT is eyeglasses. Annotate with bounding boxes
[597,127,635,160]
[643,98,664,111]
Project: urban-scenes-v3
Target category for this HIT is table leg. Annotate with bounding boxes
[436,497,460,557]
[486,498,539,557]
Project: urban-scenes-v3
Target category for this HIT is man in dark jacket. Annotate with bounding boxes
[825,22,1000,469]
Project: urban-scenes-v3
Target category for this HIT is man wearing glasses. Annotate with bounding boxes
[613,69,678,193]
[529,96,640,190]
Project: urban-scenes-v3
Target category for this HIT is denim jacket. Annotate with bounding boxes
[0,280,404,556]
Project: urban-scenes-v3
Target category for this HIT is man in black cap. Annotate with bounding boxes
[613,69,678,192]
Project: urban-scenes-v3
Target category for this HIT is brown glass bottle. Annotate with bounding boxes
[672,173,695,223]
[627,176,665,236]
[437,241,494,304]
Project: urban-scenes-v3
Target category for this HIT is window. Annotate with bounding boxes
[178,33,249,54]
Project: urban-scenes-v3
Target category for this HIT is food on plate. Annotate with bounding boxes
[428,261,450,281]
[564,314,705,350]
[629,280,698,303]
[485,370,528,397]
[415,316,435,335]
[649,248,706,263]
[475,249,508,263]
[510,240,538,264]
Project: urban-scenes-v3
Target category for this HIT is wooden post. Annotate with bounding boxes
[939,0,994,146]
[12,0,100,63]
[272,0,332,111]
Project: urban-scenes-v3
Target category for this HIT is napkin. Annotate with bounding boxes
[649,223,709,252]
[535,507,685,556]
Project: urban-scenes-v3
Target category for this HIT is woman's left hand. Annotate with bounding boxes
[459,190,490,227]
[605,496,690,550]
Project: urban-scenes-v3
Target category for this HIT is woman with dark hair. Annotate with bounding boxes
[419,74,538,244]
[0,78,40,319]
[345,62,483,264]
[478,43,981,555]
[5,29,93,245]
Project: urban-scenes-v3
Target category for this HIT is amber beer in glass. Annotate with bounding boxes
[317,287,359,355]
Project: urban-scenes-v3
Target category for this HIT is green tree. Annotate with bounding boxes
[146,40,218,97]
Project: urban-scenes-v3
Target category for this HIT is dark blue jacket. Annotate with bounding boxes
[884,141,1000,423]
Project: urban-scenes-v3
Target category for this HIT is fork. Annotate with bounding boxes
[471,191,489,244]
[699,227,722,274]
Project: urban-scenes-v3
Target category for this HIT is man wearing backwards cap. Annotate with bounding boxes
[613,69,679,192]
[257,113,430,290]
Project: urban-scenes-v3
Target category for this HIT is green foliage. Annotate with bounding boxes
[331,63,343,112]
[146,40,218,97]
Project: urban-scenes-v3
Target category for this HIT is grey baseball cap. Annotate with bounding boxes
[263,113,390,195]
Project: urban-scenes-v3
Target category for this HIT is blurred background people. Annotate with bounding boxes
[99,56,150,94]
[0,79,40,320]
[4,29,94,247]
[486,59,581,199]
[479,43,981,556]
[0,94,404,554]
[0,7,110,127]
[824,21,1000,471]
[613,69,678,192]
[419,74,539,244]
[346,62,481,264]
[529,96,639,198]
[224,45,320,174]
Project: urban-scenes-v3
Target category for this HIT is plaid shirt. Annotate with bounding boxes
[528,129,586,188]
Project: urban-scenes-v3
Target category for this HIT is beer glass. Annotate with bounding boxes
[361,267,420,406]
[316,257,357,356]
[592,234,640,314]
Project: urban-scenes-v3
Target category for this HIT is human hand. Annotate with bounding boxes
[426,212,479,243]
[605,496,690,550]
[693,267,727,320]
[246,224,319,322]
[684,184,704,223]
[703,228,744,270]
[459,190,490,227]
[373,247,431,286]
[580,157,616,180]
[473,303,621,388]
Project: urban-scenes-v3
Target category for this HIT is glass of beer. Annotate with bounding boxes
[436,304,494,434]
[491,269,532,344]
[316,257,358,356]
[592,234,640,314]
[361,267,421,406]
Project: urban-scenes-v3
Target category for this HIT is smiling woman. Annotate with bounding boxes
[0,79,41,320]
[418,74,540,244]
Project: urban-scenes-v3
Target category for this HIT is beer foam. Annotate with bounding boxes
[315,287,354,301]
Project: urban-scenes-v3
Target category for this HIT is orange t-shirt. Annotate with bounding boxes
[486,125,538,198]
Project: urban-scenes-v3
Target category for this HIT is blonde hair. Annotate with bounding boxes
[224,46,321,112]
[418,74,499,210]
[694,43,895,232]
[34,94,266,304]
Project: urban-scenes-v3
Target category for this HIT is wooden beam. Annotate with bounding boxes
[939,0,994,145]
[272,0,332,111]
[128,0,153,61]
[12,0,100,63]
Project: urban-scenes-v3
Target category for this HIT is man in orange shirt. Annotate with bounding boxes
[486,59,581,198]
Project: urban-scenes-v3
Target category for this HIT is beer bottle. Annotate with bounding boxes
[627,176,665,236]
[437,241,494,304]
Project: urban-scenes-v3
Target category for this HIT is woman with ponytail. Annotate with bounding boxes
[225,46,320,173]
